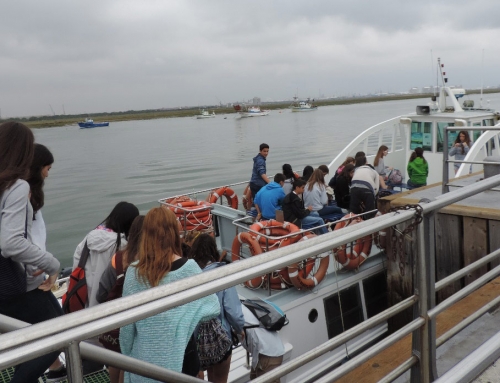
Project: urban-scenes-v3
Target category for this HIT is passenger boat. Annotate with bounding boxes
[196,109,216,119]
[1,62,499,383]
[78,118,110,128]
[233,104,271,118]
[290,97,318,112]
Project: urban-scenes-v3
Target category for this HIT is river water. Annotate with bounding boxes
[33,94,500,267]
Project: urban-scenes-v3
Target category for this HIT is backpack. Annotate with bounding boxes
[388,169,403,185]
[62,241,90,314]
[242,298,289,331]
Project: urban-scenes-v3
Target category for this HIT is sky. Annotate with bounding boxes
[1,0,500,118]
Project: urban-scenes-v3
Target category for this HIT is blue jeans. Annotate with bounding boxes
[301,212,328,235]
[0,289,63,383]
[317,205,343,219]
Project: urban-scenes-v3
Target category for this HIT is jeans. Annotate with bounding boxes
[349,187,376,220]
[0,289,63,383]
[317,205,343,219]
[301,212,328,235]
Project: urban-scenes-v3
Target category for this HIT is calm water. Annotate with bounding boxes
[33,95,500,267]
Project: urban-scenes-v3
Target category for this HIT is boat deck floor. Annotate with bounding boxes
[335,276,500,383]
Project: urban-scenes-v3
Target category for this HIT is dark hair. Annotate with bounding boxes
[355,156,367,167]
[292,178,306,190]
[301,165,314,181]
[354,151,365,159]
[0,122,34,194]
[274,173,286,183]
[259,143,269,151]
[124,215,145,267]
[374,145,388,167]
[189,234,219,269]
[282,164,295,179]
[318,165,329,175]
[455,130,471,154]
[409,147,427,164]
[306,168,325,191]
[103,201,140,249]
[341,163,355,178]
[28,144,54,213]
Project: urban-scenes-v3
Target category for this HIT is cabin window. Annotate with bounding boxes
[437,122,456,152]
[410,122,432,151]
[323,284,363,339]
[362,272,388,318]
[473,122,483,142]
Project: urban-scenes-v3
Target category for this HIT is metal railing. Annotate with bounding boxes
[1,175,500,382]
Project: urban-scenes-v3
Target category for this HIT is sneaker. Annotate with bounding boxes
[46,366,67,382]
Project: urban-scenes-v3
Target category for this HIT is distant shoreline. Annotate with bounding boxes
[5,89,500,129]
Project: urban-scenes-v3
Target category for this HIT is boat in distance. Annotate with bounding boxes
[290,97,318,112]
[195,109,216,119]
[78,118,110,128]
[233,104,270,118]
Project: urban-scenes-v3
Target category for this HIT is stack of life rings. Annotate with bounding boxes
[333,213,373,270]
[231,220,330,291]
[207,186,239,210]
[164,196,213,232]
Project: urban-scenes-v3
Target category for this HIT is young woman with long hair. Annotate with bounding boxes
[407,147,429,188]
[303,168,345,220]
[282,163,298,195]
[449,130,473,174]
[189,234,245,383]
[0,122,62,383]
[373,145,393,189]
[120,207,220,379]
[334,163,355,209]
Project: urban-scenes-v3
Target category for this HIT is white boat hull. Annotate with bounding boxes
[291,106,318,112]
[238,110,270,118]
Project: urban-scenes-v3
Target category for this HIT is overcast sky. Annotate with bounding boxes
[1,0,499,118]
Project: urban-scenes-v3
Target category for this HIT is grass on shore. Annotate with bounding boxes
[4,89,500,129]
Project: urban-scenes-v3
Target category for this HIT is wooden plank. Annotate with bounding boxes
[463,217,488,285]
[435,214,462,302]
[489,220,500,269]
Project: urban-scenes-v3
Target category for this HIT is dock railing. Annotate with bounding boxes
[1,175,500,382]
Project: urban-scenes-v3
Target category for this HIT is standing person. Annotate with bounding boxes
[407,147,429,189]
[249,143,270,199]
[120,207,220,380]
[189,234,245,383]
[282,164,298,195]
[449,130,473,174]
[0,122,62,383]
[301,165,314,182]
[239,305,285,383]
[282,178,327,234]
[97,215,145,383]
[303,169,345,220]
[254,174,286,221]
[373,145,393,189]
[334,164,355,210]
[350,156,380,220]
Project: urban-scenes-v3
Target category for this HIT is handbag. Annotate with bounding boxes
[0,203,28,300]
[196,317,232,370]
[62,241,90,313]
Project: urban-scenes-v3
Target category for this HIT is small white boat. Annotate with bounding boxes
[233,104,270,118]
[196,109,216,119]
[290,97,318,112]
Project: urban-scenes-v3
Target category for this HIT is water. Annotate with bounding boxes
[33,95,500,267]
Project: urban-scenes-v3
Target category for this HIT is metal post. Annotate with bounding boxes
[65,341,84,382]
[442,128,450,193]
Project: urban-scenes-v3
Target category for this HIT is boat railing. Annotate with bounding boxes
[1,175,500,382]
[442,125,500,193]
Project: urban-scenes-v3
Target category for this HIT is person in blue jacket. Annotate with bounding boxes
[254,173,286,220]
[189,234,245,383]
[249,143,270,199]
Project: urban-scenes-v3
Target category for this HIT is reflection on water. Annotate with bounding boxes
[33,94,500,266]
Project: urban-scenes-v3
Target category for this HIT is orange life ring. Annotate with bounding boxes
[231,232,265,289]
[165,197,213,232]
[242,184,253,211]
[334,213,372,270]
[373,212,387,250]
[208,187,238,210]
[249,220,301,248]
[288,234,330,290]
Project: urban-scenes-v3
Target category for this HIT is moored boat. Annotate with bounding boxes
[196,109,216,119]
[290,97,318,112]
[78,118,109,128]
[233,104,270,118]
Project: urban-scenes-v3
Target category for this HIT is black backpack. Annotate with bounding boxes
[242,298,289,331]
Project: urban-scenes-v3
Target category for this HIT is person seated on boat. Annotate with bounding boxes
[449,130,473,174]
[334,164,355,210]
[120,207,220,379]
[301,165,314,182]
[349,156,380,220]
[303,169,346,221]
[239,305,285,383]
[282,178,328,235]
[329,156,355,188]
[282,163,299,195]
[407,147,429,189]
[188,234,245,383]
[254,173,286,221]
[249,143,270,199]
[374,145,393,189]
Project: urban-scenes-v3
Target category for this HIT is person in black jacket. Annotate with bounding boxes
[282,179,327,235]
[334,164,355,209]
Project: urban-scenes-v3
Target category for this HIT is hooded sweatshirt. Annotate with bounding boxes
[254,182,285,219]
[73,226,126,308]
[250,153,267,187]
[407,157,429,185]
